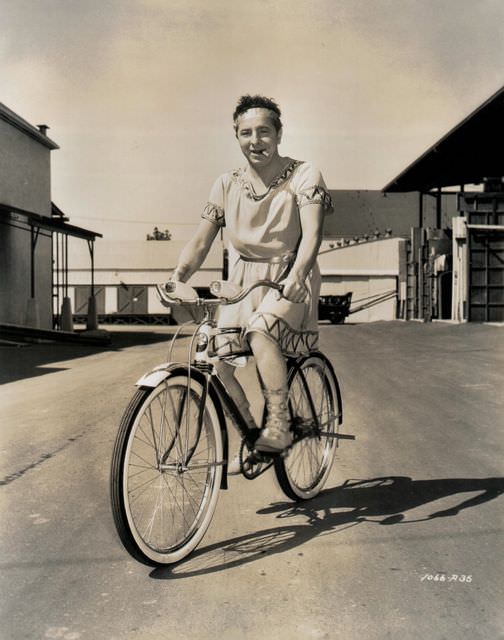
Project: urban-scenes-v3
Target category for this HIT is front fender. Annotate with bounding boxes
[136,362,175,388]
[135,363,229,489]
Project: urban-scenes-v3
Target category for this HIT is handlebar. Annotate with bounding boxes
[156,279,284,308]
[210,279,284,303]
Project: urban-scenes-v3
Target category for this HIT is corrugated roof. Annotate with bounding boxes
[383,85,504,192]
[326,190,419,235]
[67,239,224,270]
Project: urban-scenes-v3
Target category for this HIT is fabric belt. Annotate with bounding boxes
[238,251,295,264]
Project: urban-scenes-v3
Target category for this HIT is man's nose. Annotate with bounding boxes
[250,131,259,145]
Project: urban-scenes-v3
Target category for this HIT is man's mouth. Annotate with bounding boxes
[250,149,266,156]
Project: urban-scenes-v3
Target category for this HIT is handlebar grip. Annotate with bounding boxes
[210,279,285,304]
[164,281,176,293]
[158,281,198,303]
[209,280,242,298]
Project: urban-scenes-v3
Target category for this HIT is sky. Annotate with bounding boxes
[1,0,503,242]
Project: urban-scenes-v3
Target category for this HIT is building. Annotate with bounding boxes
[320,190,456,321]
[0,103,100,335]
[65,191,431,324]
[383,85,504,322]
[66,238,224,325]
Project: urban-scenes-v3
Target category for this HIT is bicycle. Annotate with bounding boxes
[110,279,354,566]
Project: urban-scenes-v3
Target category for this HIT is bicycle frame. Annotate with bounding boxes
[134,279,351,486]
[135,299,261,488]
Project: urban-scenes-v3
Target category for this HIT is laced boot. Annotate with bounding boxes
[255,389,293,453]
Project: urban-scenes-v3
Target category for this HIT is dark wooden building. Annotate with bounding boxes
[383,85,504,322]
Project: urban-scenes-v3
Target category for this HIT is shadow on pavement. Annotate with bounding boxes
[0,330,175,385]
[150,476,504,580]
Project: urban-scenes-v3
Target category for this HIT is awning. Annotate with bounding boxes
[383,85,504,193]
[0,203,102,240]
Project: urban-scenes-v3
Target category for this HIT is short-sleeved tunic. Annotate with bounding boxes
[202,158,333,362]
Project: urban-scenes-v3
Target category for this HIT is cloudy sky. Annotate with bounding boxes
[1,0,503,241]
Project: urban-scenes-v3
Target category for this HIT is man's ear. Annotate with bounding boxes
[277,127,283,144]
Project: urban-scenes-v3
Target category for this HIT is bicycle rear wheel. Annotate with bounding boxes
[110,374,223,565]
[274,353,342,501]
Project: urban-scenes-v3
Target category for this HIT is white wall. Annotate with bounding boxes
[66,237,406,322]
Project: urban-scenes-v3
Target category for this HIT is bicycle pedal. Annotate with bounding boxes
[250,450,271,464]
[240,451,273,480]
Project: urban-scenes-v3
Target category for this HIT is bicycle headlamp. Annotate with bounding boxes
[195,332,209,352]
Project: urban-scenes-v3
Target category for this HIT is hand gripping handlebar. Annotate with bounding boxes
[156,279,284,307]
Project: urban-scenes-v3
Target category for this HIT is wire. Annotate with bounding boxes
[350,289,397,304]
[69,215,199,226]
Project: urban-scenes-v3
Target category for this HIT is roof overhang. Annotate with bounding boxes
[383,86,504,193]
[0,203,102,240]
[0,103,59,150]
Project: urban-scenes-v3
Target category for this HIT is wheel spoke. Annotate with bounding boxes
[146,405,161,463]
[129,448,157,470]
[128,473,162,504]
[128,465,158,480]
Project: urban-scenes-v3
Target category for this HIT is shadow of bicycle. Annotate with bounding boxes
[150,475,504,580]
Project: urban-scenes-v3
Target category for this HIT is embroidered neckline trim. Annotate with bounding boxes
[232,159,302,201]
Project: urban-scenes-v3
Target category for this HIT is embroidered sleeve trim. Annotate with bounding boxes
[296,185,334,213]
[202,202,225,227]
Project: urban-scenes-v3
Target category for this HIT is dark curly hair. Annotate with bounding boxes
[233,94,282,132]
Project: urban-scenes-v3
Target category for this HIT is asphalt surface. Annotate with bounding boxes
[1,321,503,640]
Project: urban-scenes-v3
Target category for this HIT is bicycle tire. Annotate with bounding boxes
[110,374,223,565]
[274,352,342,501]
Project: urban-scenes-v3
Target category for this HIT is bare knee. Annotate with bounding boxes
[248,331,275,354]
[247,331,281,364]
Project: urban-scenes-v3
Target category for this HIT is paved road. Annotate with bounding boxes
[1,322,503,640]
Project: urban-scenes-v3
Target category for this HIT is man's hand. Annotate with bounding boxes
[280,275,308,303]
[170,266,189,282]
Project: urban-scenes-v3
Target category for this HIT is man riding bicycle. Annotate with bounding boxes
[170,94,333,463]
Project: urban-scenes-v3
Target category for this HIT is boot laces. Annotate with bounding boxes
[265,400,290,436]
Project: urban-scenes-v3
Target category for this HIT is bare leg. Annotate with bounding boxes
[215,360,256,430]
[247,332,287,392]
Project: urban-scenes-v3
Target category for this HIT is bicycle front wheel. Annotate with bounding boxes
[110,374,223,565]
[274,353,342,501]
